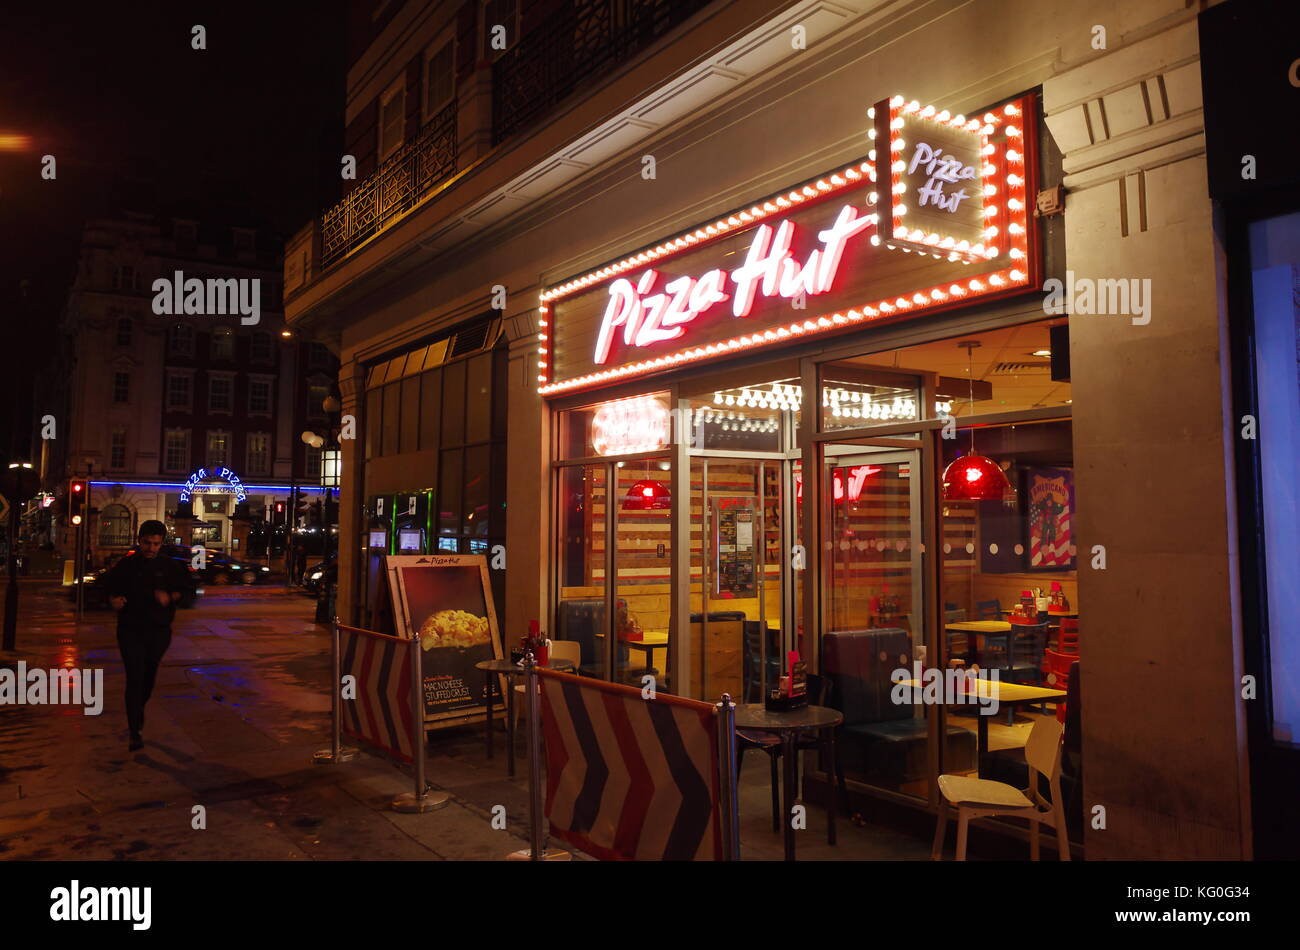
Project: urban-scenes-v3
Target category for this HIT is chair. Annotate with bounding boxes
[742,621,781,703]
[557,598,606,677]
[1058,618,1079,654]
[1041,649,1074,723]
[514,640,583,728]
[975,599,1003,621]
[932,716,1070,861]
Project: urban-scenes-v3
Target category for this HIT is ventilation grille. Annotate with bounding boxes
[989,360,1051,374]
[450,320,495,358]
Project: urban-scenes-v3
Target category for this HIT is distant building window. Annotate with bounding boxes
[426,40,455,115]
[115,317,133,347]
[112,371,130,404]
[166,373,192,411]
[164,429,190,473]
[112,266,139,292]
[249,378,272,414]
[208,376,233,413]
[250,332,273,363]
[247,432,270,475]
[379,80,405,161]
[307,384,329,421]
[110,429,127,469]
[305,445,322,479]
[169,323,195,358]
[482,0,518,61]
[99,504,133,547]
[211,326,235,361]
[206,430,230,467]
[308,342,332,368]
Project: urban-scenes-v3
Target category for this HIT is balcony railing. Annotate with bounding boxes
[493,0,714,146]
[320,99,458,270]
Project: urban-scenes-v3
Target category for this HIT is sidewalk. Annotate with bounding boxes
[0,584,532,860]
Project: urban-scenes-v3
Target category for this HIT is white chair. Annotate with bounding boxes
[931,716,1070,861]
[514,640,582,728]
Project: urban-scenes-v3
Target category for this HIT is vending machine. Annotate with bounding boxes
[393,490,431,555]
[363,494,394,631]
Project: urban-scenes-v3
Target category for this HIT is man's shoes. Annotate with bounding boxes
[128,732,144,751]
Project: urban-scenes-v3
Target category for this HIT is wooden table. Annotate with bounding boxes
[475,657,576,777]
[944,620,1011,664]
[735,703,844,862]
[901,678,1065,777]
[622,631,669,676]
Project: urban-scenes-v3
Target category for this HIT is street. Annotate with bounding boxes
[0,582,534,860]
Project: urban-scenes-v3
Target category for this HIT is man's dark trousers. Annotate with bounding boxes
[117,624,172,735]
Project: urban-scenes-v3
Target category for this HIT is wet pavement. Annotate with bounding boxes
[0,581,931,861]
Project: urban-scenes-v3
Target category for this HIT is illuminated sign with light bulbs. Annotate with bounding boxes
[590,395,671,457]
[538,93,1038,396]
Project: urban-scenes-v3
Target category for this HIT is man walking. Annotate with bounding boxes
[105,520,193,751]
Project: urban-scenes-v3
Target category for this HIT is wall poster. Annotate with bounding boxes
[1026,468,1075,571]
[713,496,757,597]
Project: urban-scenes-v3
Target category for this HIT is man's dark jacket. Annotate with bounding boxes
[104,550,194,631]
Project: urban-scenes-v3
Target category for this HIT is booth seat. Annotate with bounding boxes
[823,628,977,788]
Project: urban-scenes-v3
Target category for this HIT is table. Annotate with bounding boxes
[622,631,669,676]
[900,679,1065,777]
[475,657,576,777]
[945,620,1012,665]
[735,703,844,861]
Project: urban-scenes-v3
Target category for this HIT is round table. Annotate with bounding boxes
[475,657,576,777]
[735,703,844,861]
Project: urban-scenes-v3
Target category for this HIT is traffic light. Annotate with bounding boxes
[274,501,285,517]
[68,480,86,526]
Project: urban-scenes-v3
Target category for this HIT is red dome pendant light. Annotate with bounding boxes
[941,341,1013,501]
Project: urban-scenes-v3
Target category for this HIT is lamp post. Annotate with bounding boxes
[318,446,341,622]
[2,461,38,651]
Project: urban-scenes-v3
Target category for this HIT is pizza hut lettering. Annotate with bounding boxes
[593,204,874,365]
[907,141,977,213]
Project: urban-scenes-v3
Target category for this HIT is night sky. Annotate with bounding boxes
[0,1,348,459]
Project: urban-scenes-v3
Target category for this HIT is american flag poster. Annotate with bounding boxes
[1027,468,1075,570]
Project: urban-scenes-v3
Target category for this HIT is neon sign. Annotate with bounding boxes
[593,205,874,365]
[590,395,671,456]
[179,466,247,503]
[794,465,882,503]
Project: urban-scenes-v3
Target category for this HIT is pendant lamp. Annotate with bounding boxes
[622,479,671,510]
[941,341,1012,501]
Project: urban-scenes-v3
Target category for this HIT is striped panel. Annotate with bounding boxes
[537,669,722,861]
[339,625,415,763]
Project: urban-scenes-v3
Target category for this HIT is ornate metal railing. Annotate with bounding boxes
[320,99,458,269]
[492,0,714,146]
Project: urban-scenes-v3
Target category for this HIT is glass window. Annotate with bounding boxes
[308,384,329,421]
[483,0,517,60]
[558,392,671,459]
[207,430,230,467]
[466,353,492,443]
[613,458,673,688]
[110,429,127,469]
[166,373,192,411]
[441,359,465,445]
[249,378,272,414]
[98,504,133,547]
[112,371,130,404]
[463,445,490,537]
[168,323,194,358]
[426,40,454,114]
[379,81,405,160]
[164,429,190,473]
[208,376,233,412]
[306,445,322,479]
[251,332,273,362]
[686,380,794,452]
[820,366,923,431]
[439,448,463,537]
[400,375,421,452]
[247,432,270,475]
[556,463,607,679]
[419,369,442,450]
[365,388,381,460]
[381,382,400,456]
[211,327,235,361]
[115,318,133,347]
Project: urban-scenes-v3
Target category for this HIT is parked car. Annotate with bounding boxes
[198,551,273,585]
[70,549,199,609]
[301,552,338,595]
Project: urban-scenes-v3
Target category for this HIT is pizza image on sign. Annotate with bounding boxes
[418,609,492,650]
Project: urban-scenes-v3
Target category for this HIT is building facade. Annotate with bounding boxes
[286,0,1287,860]
[53,213,339,567]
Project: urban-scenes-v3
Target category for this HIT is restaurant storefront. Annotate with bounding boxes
[534,90,1088,837]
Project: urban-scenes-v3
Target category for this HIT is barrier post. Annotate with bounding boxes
[313,616,357,764]
[507,656,571,861]
[716,692,740,861]
[393,633,450,813]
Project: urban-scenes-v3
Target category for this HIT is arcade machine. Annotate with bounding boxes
[393,490,432,555]
[363,494,394,631]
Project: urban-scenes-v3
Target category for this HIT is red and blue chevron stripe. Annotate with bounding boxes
[536,668,723,861]
[339,625,416,763]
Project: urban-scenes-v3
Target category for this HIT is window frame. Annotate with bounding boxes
[207,373,236,415]
[246,431,271,476]
[424,35,457,119]
[109,428,128,470]
[210,326,236,362]
[112,370,131,405]
[206,429,232,468]
[481,0,520,63]
[168,323,195,358]
[248,375,274,416]
[378,77,406,162]
[115,317,133,347]
[163,428,191,474]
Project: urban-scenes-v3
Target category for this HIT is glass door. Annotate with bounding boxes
[688,458,787,703]
[821,442,932,801]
